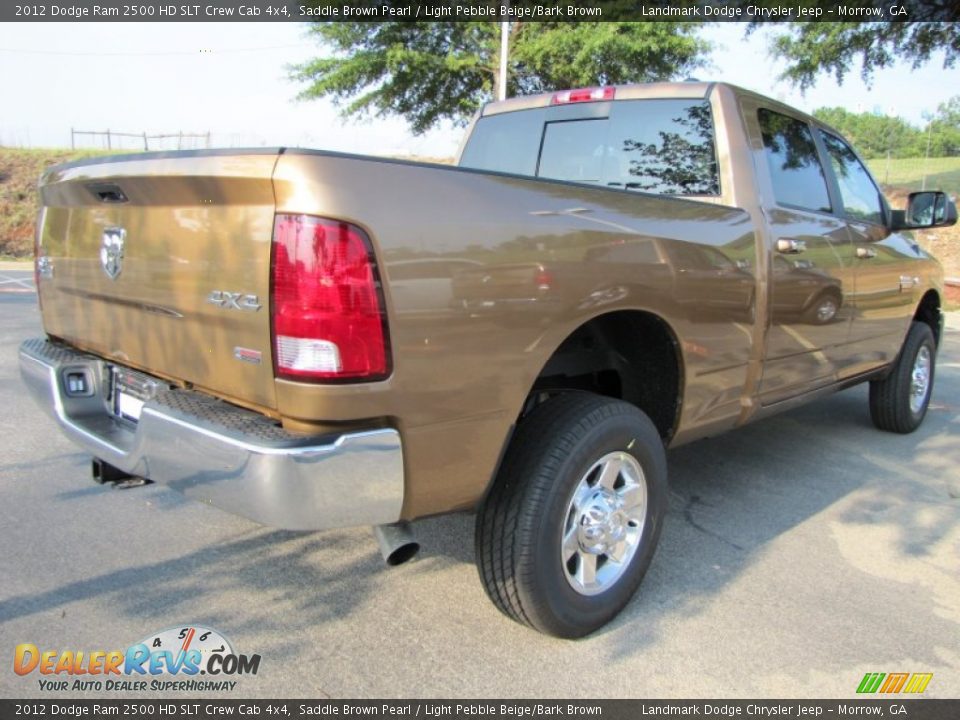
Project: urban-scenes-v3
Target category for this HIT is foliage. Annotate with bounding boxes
[769,20,960,91]
[814,97,960,159]
[291,21,709,133]
[813,107,924,159]
[926,96,960,157]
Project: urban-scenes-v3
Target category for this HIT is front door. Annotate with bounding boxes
[817,130,918,372]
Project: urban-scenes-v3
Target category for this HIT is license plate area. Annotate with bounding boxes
[108,366,168,424]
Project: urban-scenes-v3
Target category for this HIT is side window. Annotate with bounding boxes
[758,109,832,214]
[820,132,884,225]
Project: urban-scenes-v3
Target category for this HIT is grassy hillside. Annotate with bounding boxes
[0,148,114,258]
[866,156,960,195]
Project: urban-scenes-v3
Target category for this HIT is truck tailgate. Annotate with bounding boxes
[36,150,280,411]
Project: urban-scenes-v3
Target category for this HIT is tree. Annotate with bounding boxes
[812,100,960,159]
[812,107,924,159]
[769,18,960,91]
[926,96,960,157]
[291,22,709,134]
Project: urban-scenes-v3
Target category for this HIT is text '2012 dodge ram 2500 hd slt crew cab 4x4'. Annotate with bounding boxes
[21,82,958,637]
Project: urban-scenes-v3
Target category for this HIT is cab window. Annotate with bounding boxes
[462,99,721,196]
[758,109,832,214]
[821,132,885,225]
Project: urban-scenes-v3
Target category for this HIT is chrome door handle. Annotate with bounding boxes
[857,247,877,259]
[776,238,807,254]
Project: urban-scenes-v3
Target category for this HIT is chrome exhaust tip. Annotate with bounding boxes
[373,522,420,566]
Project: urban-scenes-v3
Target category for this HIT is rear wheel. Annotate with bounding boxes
[869,321,936,434]
[476,392,667,638]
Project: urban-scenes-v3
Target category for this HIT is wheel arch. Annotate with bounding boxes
[519,309,685,442]
[914,289,942,347]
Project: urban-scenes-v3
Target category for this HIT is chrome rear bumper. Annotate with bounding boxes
[18,338,404,531]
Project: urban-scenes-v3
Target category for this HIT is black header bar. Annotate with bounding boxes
[2,0,958,23]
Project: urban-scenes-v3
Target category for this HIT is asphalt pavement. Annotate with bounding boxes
[1,269,958,698]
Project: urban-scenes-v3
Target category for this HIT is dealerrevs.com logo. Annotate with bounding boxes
[13,625,261,692]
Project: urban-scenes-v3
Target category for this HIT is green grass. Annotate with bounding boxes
[866,156,960,195]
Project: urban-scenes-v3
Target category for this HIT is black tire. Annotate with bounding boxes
[476,392,667,638]
[869,321,936,434]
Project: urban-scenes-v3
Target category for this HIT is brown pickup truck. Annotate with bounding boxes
[20,82,957,638]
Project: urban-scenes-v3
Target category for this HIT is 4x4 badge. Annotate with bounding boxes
[207,290,262,312]
[101,227,125,280]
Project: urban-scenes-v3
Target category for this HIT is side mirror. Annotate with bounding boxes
[892,191,958,230]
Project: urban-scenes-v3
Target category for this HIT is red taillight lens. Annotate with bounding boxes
[551,86,615,105]
[34,208,45,310]
[535,265,553,291]
[271,214,390,382]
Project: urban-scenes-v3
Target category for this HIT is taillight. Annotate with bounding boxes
[34,207,46,310]
[270,214,390,382]
[551,86,615,105]
[535,265,553,291]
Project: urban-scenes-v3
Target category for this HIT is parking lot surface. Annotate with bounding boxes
[1,274,958,698]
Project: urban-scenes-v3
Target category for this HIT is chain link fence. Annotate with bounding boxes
[70,129,211,152]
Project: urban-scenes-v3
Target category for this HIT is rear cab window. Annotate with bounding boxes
[460,98,721,197]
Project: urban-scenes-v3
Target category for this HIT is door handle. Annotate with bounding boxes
[776,238,807,254]
[857,247,877,259]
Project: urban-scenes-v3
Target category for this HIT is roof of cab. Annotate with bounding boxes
[480,81,717,116]
[478,80,843,142]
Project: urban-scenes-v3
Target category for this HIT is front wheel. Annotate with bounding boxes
[805,290,841,325]
[475,393,667,638]
[869,321,936,434]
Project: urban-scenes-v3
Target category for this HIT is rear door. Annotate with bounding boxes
[36,151,280,411]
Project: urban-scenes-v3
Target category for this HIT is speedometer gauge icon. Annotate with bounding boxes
[135,625,234,672]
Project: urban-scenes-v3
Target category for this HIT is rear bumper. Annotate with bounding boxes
[18,338,404,531]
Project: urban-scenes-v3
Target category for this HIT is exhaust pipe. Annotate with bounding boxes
[373,522,420,566]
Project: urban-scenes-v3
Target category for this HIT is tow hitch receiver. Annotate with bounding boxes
[92,458,151,489]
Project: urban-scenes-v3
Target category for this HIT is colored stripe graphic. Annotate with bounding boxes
[857,673,885,694]
[880,673,909,693]
[903,673,933,694]
[857,672,933,694]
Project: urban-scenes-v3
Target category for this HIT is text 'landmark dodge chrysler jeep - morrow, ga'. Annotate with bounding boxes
[21,82,958,637]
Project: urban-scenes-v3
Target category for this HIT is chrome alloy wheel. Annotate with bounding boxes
[561,451,647,596]
[909,345,932,414]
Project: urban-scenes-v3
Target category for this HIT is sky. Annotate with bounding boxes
[1,21,959,156]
